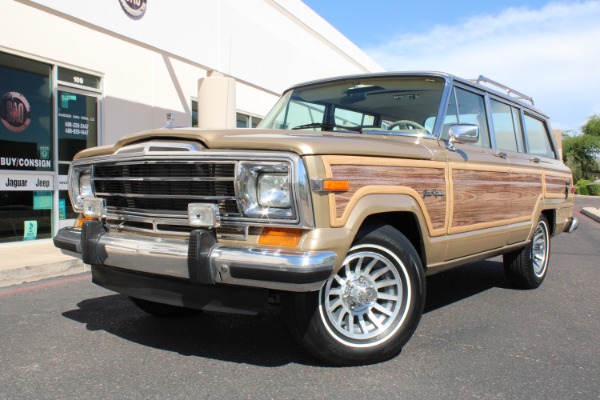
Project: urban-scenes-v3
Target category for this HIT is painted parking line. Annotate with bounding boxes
[0,274,90,297]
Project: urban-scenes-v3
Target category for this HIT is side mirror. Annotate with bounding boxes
[447,124,479,151]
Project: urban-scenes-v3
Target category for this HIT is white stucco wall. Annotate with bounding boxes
[1,0,383,144]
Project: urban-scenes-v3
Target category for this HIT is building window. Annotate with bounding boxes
[0,52,53,242]
[191,99,198,127]
[236,112,262,128]
[0,53,102,242]
[0,53,53,172]
[56,67,101,229]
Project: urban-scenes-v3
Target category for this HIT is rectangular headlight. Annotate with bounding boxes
[69,165,94,212]
[237,161,295,219]
[258,173,291,208]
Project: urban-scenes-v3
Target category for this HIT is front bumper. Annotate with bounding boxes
[53,222,336,292]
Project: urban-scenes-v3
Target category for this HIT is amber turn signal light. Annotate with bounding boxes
[74,214,99,228]
[323,180,350,192]
[258,227,303,247]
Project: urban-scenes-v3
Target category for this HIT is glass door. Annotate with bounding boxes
[57,88,99,229]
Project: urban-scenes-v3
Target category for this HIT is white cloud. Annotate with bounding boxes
[365,1,600,132]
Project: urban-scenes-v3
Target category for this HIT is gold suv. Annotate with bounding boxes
[55,72,578,365]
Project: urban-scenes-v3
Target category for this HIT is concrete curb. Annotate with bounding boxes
[0,259,89,288]
[581,207,600,223]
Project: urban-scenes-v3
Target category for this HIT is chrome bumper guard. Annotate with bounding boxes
[53,223,336,292]
[564,216,579,233]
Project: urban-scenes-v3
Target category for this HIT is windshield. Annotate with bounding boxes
[259,76,445,136]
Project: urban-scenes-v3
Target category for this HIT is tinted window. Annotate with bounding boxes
[443,87,491,148]
[334,107,375,127]
[259,76,445,134]
[512,107,525,152]
[524,114,555,158]
[490,99,524,152]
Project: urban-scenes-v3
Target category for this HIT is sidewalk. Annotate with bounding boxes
[582,208,600,223]
[0,240,88,288]
[576,194,600,223]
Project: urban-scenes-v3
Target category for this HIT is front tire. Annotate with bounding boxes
[283,224,426,365]
[503,215,550,289]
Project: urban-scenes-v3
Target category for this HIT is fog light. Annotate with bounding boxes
[83,198,107,219]
[188,203,220,228]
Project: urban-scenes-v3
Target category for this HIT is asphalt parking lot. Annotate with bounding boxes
[1,197,599,399]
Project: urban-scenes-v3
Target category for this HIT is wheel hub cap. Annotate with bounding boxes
[343,277,378,311]
[319,247,411,345]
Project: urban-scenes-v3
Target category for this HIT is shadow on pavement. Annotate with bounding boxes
[62,259,510,366]
[425,259,511,313]
[62,294,320,367]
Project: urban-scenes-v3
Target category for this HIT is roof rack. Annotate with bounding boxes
[472,75,534,106]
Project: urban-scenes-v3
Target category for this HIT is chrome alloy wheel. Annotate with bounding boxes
[319,244,411,347]
[532,220,549,278]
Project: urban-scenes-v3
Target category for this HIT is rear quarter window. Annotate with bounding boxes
[524,114,555,159]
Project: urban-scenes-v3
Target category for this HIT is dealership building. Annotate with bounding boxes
[0,0,382,245]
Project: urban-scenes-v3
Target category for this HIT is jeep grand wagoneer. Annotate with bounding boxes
[54,72,577,365]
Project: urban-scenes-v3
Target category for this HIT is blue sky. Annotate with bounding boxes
[302,0,600,133]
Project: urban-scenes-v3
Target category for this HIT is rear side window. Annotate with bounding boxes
[524,114,555,159]
[490,99,524,152]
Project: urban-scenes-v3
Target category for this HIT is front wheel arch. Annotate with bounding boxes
[360,212,427,269]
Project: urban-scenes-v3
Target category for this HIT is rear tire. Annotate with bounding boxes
[503,215,550,289]
[283,224,426,366]
[129,297,201,318]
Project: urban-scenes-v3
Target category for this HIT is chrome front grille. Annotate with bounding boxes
[92,161,241,234]
[69,148,314,236]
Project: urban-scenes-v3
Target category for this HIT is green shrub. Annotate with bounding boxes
[576,179,592,186]
[576,179,592,195]
[587,184,600,196]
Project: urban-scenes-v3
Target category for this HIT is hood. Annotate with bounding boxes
[74,128,438,160]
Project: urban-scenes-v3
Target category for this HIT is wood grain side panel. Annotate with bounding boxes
[545,174,570,198]
[511,173,543,218]
[330,164,447,230]
[451,169,513,227]
[450,169,542,233]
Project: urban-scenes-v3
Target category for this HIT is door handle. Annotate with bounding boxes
[529,157,541,163]
[494,152,508,159]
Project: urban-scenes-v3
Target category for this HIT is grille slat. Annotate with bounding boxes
[94,181,235,197]
[94,163,235,178]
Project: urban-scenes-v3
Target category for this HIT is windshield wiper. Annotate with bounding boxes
[291,122,363,133]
